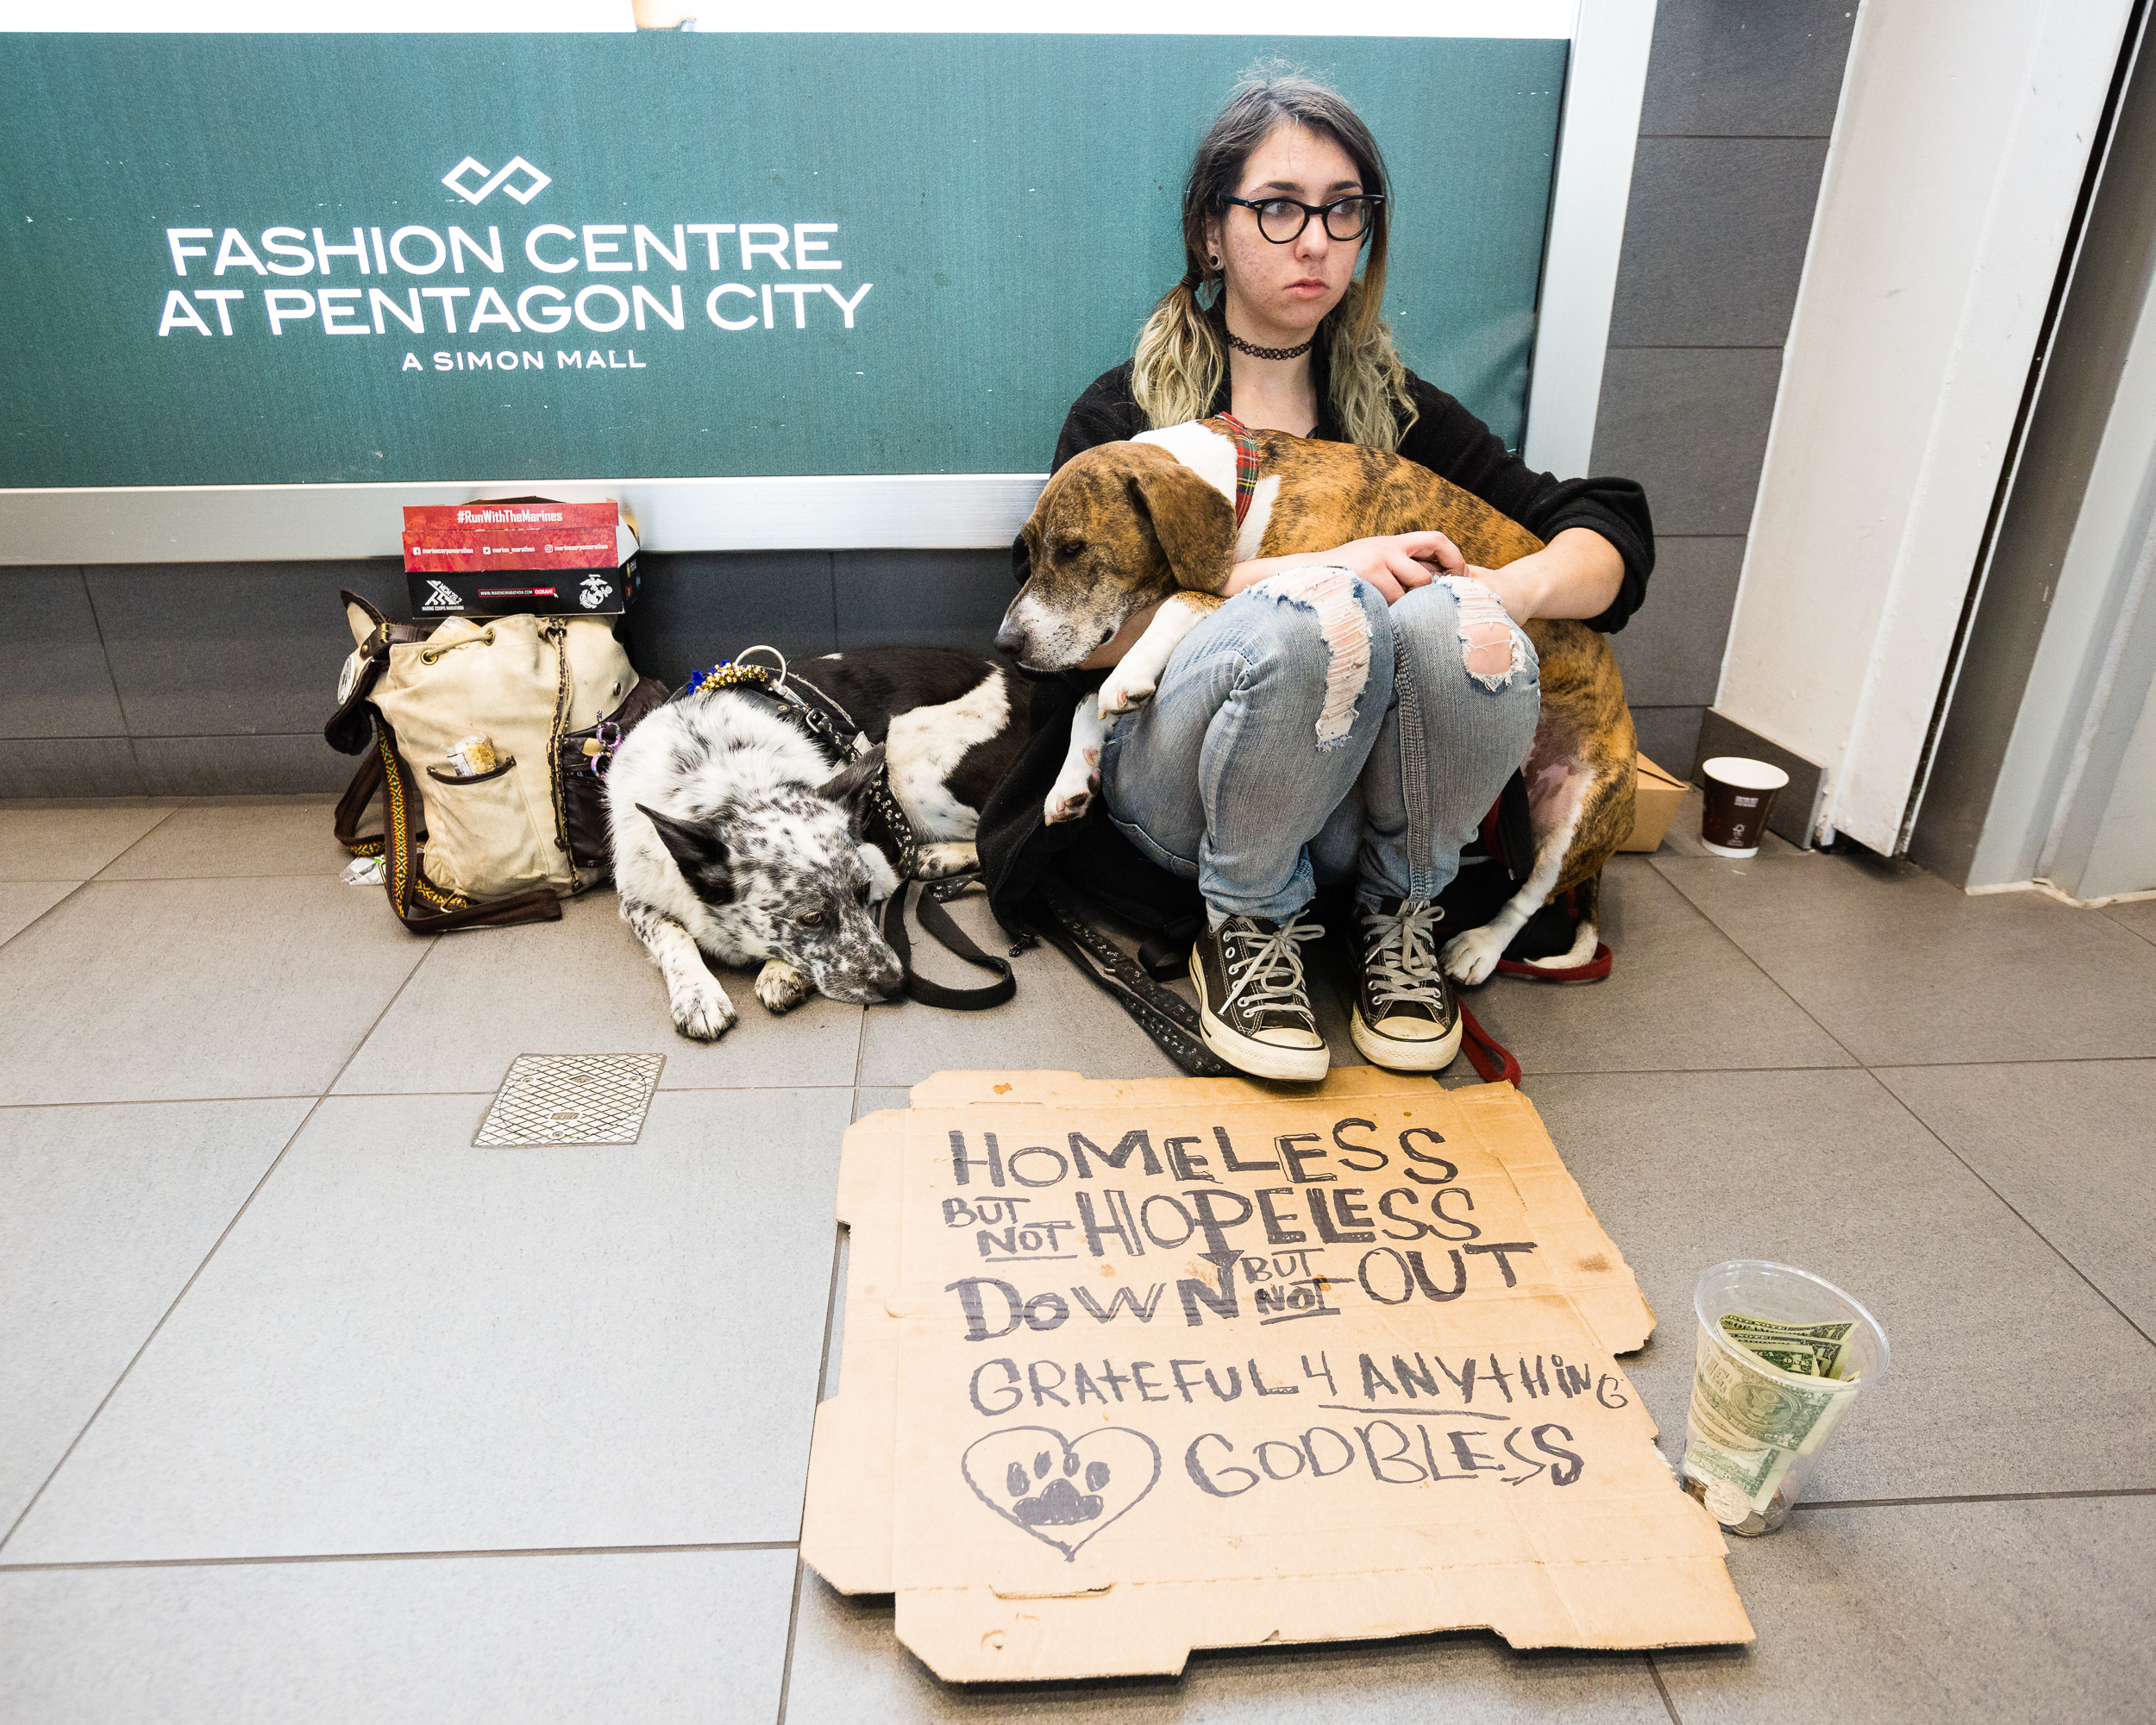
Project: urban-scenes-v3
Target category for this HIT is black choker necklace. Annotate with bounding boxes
[1225,329,1314,361]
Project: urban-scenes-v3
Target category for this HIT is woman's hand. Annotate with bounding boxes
[1219,526,1623,622]
[1224,531,1460,605]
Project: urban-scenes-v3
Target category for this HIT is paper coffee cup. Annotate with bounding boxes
[1700,756,1789,857]
[1683,1260,1889,1535]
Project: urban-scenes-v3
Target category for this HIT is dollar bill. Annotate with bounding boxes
[1731,1337,1846,1377]
[1719,1312,1859,1381]
[1686,1324,1864,1514]
[1694,1342,1849,1448]
[1719,1314,1857,1345]
[1682,1425,1783,1499]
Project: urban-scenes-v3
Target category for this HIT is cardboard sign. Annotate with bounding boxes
[803,1070,1752,1681]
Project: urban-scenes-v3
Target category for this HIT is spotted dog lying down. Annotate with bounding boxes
[607,647,1023,1039]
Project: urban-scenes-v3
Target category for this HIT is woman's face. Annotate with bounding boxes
[1206,122,1365,345]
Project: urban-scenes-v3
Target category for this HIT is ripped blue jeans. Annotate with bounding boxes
[1100,569,1541,924]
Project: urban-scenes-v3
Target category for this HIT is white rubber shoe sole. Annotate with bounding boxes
[1190,950,1330,1082]
[1350,1006,1463,1073]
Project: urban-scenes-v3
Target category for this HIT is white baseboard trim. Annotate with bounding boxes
[1964,877,2156,909]
[0,474,1050,564]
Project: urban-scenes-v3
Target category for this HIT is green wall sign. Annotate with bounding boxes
[0,34,1564,488]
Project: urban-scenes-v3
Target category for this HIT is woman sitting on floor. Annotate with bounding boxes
[1048,73,1654,1081]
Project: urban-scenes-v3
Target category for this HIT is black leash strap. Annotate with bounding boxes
[881,882,1015,1009]
[1030,878,1233,1076]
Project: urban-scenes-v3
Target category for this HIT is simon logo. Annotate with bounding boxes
[442,156,552,206]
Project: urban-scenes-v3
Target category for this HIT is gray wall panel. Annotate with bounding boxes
[1591,347,1784,536]
[0,738,146,800]
[0,569,126,741]
[1638,0,1861,137]
[1609,536,1745,707]
[833,550,1013,656]
[1608,137,1832,347]
[1630,706,1709,779]
[134,735,357,799]
[1604,0,1856,793]
[86,562,409,737]
[617,552,837,694]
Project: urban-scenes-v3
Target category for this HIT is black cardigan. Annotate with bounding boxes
[1051,345,1654,635]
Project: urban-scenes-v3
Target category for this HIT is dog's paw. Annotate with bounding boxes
[914,841,979,880]
[670,980,738,1040]
[755,958,815,1014]
[1441,925,1509,987]
[1098,670,1156,718]
[857,842,901,905]
[1044,778,1097,825]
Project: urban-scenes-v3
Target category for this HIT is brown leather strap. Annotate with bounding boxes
[327,592,443,756]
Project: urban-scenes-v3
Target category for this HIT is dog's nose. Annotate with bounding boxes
[866,957,904,1001]
[993,620,1028,661]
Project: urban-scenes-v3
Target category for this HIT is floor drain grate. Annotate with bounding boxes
[474,1053,666,1147]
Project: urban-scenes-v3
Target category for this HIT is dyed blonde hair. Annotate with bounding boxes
[1132,75,1419,450]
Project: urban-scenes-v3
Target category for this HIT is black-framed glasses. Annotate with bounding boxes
[1219,193,1382,244]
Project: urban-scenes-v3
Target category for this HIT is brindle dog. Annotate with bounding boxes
[996,423,1638,984]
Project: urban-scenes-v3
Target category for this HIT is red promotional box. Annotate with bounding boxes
[402,498,639,617]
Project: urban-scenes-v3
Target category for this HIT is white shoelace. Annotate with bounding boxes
[1364,898,1449,1012]
[1220,913,1326,1023]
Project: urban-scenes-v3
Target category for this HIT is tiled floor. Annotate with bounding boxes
[2,796,2152,1723]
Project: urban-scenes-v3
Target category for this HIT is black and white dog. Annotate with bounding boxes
[608,647,1022,1039]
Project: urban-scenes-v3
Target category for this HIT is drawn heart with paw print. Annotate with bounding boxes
[959,1425,1163,1561]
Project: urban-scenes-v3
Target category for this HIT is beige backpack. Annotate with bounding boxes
[326,591,665,932]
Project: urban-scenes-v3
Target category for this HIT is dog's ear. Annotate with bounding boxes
[1127,458,1237,594]
[818,743,887,838]
[637,803,733,899]
[1010,521,1036,586]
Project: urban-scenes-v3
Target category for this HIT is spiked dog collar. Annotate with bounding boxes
[677,648,923,879]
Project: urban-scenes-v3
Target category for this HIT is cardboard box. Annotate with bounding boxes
[403,499,638,617]
[802,1069,1752,1681]
[1619,750,1689,852]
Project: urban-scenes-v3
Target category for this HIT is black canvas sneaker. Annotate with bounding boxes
[1188,910,1330,1082]
[1351,896,1463,1071]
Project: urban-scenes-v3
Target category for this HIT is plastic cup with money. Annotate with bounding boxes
[1683,1260,1889,1535]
